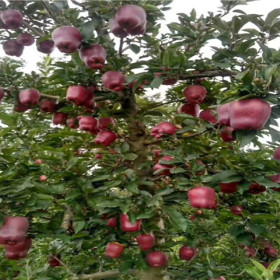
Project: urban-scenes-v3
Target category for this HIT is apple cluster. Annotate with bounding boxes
[0,216,31,260]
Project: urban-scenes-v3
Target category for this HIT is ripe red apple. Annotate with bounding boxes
[220,126,235,142]
[154,149,162,160]
[40,175,47,182]
[153,156,174,176]
[67,118,79,129]
[13,102,30,112]
[53,112,68,125]
[151,122,177,138]
[40,99,56,112]
[249,182,266,194]
[78,116,97,132]
[219,182,238,193]
[35,159,42,165]
[98,118,116,130]
[230,205,244,216]
[183,85,207,104]
[273,147,280,161]
[19,89,40,105]
[107,218,117,228]
[265,247,278,258]
[217,103,231,126]
[109,18,128,38]
[37,40,54,54]
[188,186,217,209]
[0,216,29,245]
[66,85,93,106]
[4,237,32,260]
[120,214,141,232]
[79,44,107,69]
[199,109,217,124]
[0,88,4,102]
[136,234,155,251]
[3,40,24,57]
[179,246,198,261]
[52,26,82,53]
[95,153,103,159]
[49,257,61,267]
[102,71,125,92]
[269,174,280,191]
[16,33,34,46]
[244,246,256,257]
[115,5,147,35]
[94,131,118,146]
[229,98,271,130]
[177,103,200,117]
[196,210,203,215]
[106,242,124,258]
[146,251,168,267]
[0,9,23,29]
[162,78,177,85]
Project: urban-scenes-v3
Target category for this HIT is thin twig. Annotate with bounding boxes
[119,37,124,57]
[40,93,60,100]
[23,21,44,37]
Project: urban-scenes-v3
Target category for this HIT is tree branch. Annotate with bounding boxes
[119,37,124,57]
[41,93,60,100]
[23,21,44,37]
[73,269,137,280]
[177,69,237,80]
[61,206,73,230]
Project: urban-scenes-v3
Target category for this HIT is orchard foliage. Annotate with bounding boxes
[1,0,280,279]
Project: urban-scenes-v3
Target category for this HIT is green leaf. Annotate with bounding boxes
[155,188,174,197]
[130,44,141,54]
[150,77,162,88]
[235,130,257,147]
[265,8,280,27]
[247,221,266,235]
[164,207,188,231]
[73,220,86,234]
[268,259,280,273]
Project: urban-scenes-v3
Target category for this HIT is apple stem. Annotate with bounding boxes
[119,37,124,57]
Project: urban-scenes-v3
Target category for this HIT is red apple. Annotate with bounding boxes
[49,257,61,267]
[94,131,118,146]
[199,109,217,124]
[16,33,34,46]
[14,102,30,112]
[4,237,32,260]
[128,21,146,35]
[217,103,231,126]
[230,205,244,216]
[220,126,235,142]
[66,85,93,106]
[179,246,198,261]
[146,251,168,267]
[183,85,207,104]
[52,26,82,53]
[109,18,128,38]
[53,112,68,125]
[40,175,47,182]
[35,159,42,165]
[78,116,97,132]
[3,40,24,57]
[219,182,238,193]
[269,174,280,191]
[67,118,79,129]
[106,242,124,258]
[37,39,54,54]
[177,103,200,117]
[97,118,116,130]
[0,9,23,29]
[0,217,29,245]
[102,71,125,92]
[115,5,147,35]
[265,247,278,258]
[273,147,280,161]
[120,214,141,232]
[188,186,217,209]
[95,153,102,159]
[229,98,271,130]
[136,234,155,251]
[79,44,107,69]
[107,218,117,228]
[19,89,40,105]
[151,122,177,138]
[162,78,177,85]
[244,246,256,257]
[249,182,266,194]
[40,99,56,112]
[153,156,174,176]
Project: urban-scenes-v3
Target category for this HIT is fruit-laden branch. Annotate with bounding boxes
[73,269,135,280]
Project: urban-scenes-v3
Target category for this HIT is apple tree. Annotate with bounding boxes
[1,0,280,279]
